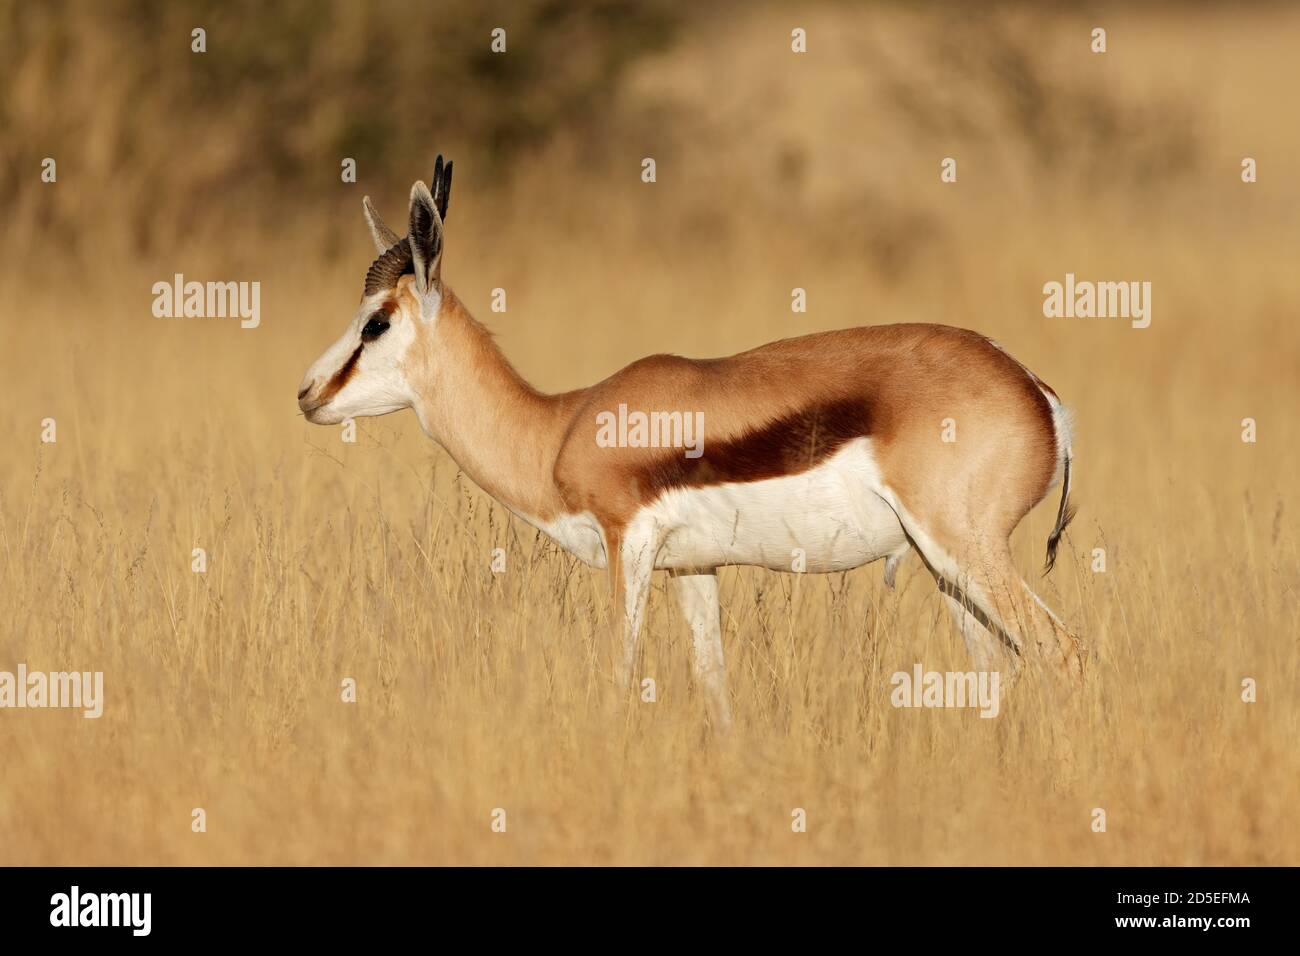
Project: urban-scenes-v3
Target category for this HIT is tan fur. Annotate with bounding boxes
[388,285,1083,687]
[398,298,1059,542]
[300,165,1087,717]
[303,219,1084,708]
[397,280,580,521]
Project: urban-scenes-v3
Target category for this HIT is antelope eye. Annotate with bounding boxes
[361,315,390,342]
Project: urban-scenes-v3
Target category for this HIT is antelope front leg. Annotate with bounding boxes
[609,529,656,695]
[669,569,733,732]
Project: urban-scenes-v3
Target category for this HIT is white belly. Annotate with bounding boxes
[526,438,905,574]
[645,438,905,572]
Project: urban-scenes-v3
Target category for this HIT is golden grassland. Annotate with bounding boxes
[0,4,1297,864]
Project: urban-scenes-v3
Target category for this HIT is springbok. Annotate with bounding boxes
[297,157,1085,730]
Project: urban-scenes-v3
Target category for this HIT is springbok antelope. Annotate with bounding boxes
[297,157,1085,730]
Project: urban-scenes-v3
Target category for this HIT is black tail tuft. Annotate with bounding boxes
[1043,453,1076,574]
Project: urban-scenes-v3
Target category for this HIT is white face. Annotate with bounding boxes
[298,178,446,426]
[297,287,424,425]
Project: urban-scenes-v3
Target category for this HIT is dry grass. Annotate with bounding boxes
[0,3,1297,865]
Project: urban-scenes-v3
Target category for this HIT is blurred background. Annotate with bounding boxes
[0,0,1296,865]
[3,0,1296,391]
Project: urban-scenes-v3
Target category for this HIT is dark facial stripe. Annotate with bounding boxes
[641,397,873,494]
[318,345,363,404]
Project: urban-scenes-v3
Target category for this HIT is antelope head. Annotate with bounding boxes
[297,156,453,425]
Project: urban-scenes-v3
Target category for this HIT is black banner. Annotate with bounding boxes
[0,866,1282,943]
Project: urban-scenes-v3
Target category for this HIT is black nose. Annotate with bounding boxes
[297,383,312,400]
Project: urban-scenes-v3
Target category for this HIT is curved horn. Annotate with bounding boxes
[363,239,413,297]
[362,196,401,253]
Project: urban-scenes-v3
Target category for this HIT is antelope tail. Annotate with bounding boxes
[1043,451,1076,574]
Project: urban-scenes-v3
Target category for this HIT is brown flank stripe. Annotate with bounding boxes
[643,396,873,494]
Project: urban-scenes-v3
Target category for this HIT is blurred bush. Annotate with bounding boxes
[0,0,685,257]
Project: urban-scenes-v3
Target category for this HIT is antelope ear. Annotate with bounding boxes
[408,180,444,298]
[362,196,400,253]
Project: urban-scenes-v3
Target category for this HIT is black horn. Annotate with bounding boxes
[432,154,453,223]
